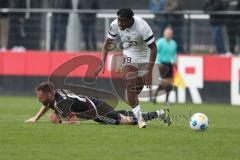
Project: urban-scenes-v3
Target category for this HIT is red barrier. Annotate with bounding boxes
[0,51,116,78]
[203,55,231,82]
[0,51,233,82]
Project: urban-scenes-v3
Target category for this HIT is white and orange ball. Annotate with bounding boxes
[190,113,209,131]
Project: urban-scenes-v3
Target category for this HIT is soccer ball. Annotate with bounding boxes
[189,113,209,131]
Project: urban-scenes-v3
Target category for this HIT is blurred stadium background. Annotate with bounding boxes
[0,0,239,105]
[0,1,240,160]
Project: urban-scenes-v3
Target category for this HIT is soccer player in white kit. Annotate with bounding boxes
[95,8,170,128]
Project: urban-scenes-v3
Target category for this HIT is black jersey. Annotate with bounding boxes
[49,89,120,124]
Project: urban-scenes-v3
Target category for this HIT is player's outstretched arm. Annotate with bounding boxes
[24,106,50,123]
[62,120,80,125]
[143,42,157,87]
[48,113,80,124]
[147,42,157,71]
[95,38,113,75]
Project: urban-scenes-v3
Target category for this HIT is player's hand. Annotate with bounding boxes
[48,113,61,124]
[24,117,37,123]
[94,63,105,76]
[143,71,152,88]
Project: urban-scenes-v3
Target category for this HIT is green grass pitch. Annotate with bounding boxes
[0,96,240,160]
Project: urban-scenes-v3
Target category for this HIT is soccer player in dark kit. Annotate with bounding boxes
[25,82,171,125]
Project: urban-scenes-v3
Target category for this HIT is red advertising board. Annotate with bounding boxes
[0,51,239,105]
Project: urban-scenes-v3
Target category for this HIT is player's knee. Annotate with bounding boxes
[136,85,144,94]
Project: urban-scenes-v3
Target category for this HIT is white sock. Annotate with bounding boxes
[132,105,142,122]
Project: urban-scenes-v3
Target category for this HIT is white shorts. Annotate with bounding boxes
[123,56,149,77]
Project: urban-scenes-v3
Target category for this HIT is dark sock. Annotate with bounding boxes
[132,117,138,125]
[117,110,158,125]
[165,85,173,104]
[142,112,158,122]
[117,110,134,116]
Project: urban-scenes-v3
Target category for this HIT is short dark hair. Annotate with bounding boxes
[117,8,134,19]
[35,82,55,93]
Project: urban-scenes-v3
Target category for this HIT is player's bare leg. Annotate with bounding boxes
[123,65,147,128]
[164,78,173,106]
[153,78,173,105]
[119,114,135,125]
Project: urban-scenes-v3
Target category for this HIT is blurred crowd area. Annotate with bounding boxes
[0,0,240,55]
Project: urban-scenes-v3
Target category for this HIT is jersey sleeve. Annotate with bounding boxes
[140,19,155,45]
[107,19,118,40]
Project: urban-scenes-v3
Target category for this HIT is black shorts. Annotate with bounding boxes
[159,63,173,78]
[94,110,121,125]
[94,110,137,125]
[91,99,121,125]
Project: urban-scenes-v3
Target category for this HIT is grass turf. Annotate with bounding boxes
[0,96,240,160]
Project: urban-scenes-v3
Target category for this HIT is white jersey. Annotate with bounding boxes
[107,16,155,63]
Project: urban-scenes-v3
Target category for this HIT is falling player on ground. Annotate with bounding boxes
[24,82,171,125]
